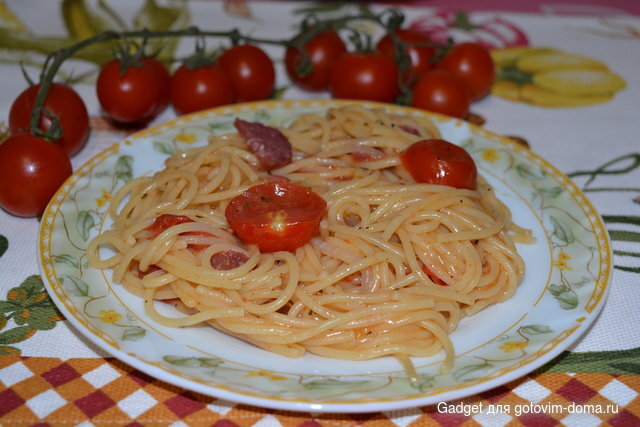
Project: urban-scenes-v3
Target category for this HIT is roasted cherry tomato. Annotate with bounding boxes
[225,181,326,252]
[436,42,495,101]
[146,214,213,251]
[170,64,234,115]
[9,83,89,156]
[376,28,436,85]
[329,51,399,103]
[285,29,347,92]
[96,56,170,124]
[411,69,470,119]
[399,139,477,190]
[218,44,275,102]
[0,134,72,217]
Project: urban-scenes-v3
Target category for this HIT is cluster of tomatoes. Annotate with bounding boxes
[286,27,495,118]
[0,43,277,218]
[0,23,494,219]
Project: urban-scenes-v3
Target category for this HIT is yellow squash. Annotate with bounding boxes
[491,47,626,107]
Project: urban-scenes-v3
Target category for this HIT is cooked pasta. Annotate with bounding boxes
[88,105,530,372]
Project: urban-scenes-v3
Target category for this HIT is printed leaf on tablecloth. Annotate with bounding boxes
[0,275,64,354]
[0,234,7,258]
[537,347,640,374]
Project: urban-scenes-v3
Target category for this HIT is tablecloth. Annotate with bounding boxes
[0,0,639,425]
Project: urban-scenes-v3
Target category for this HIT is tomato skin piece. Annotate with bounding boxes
[329,51,399,103]
[285,30,347,92]
[436,42,495,101]
[219,44,275,102]
[376,28,436,85]
[146,214,194,237]
[411,69,470,119]
[170,64,234,115]
[96,57,170,124]
[399,139,477,190]
[225,181,327,252]
[9,83,89,156]
[0,134,72,217]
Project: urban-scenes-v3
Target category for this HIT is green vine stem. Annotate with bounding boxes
[28,8,444,141]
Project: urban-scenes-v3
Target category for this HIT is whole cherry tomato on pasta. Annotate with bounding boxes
[329,51,399,103]
[225,181,326,252]
[0,134,72,217]
[9,83,89,156]
[411,69,470,119]
[376,28,436,85]
[170,63,234,115]
[400,139,477,190]
[285,29,347,92]
[96,56,170,124]
[436,42,495,101]
[219,44,275,102]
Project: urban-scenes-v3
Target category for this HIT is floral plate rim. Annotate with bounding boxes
[37,99,612,413]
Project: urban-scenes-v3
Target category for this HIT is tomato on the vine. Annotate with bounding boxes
[436,42,495,101]
[219,44,275,102]
[329,51,399,103]
[0,134,72,217]
[399,139,477,190]
[96,56,170,124]
[376,28,436,85]
[225,181,327,253]
[170,64,234,116]
[285,29,347,92]
[411,69,470,119]
[8,83,89,156]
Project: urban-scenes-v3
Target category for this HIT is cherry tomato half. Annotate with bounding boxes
[9,83,89,156]
[376,28,436,85]
[411,69,470,119]
[219,44,275,102]
[285,29,347,92]
[436,42,495,101]
[0,134,72,217]
[96,57,170,124]
[225,181,327,252]
[330,51,399,103]
[170,64,234,116]
[399,139,477,190]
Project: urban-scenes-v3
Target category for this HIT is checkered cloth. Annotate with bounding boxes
[1,355,638,425]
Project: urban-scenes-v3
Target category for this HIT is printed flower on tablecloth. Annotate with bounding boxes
[409,9,529,49]
[491,47,626,107]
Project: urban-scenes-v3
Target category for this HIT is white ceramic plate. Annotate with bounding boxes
[38,100,611,413]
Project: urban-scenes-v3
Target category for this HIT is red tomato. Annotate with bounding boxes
[8,83,89,156]
[0,134,72,217]
[225,181,326,252]
[329,52,399,103]
[170,64,234,115]
[146,214,213,251]
[399,139,477,190]
[376,28,436,85]
[218,44,275,102]
[96,57,170,124]
[147,214,194,237]
[411,69,470,119]
[436,42,495,101]
[285,30,347,92]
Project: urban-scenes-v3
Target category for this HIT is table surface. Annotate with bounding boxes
[1,1,639,425]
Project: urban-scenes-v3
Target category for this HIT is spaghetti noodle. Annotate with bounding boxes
[88,105,530,371]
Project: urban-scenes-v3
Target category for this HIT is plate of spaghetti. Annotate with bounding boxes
[38,100,611,413]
